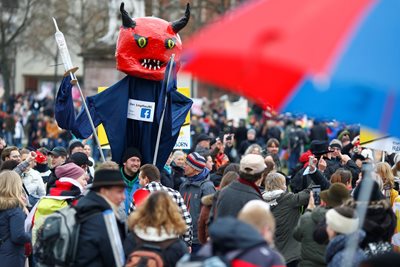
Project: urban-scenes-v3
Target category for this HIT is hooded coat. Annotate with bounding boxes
[293,206,328,267]
[0,204,31,267]
[326,230,366,267]
[74,190,126,267]
[263,189,310,263]
[199,217,285,267]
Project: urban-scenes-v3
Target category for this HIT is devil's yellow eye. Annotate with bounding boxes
[134,34,148,48]
[165,38,176,49]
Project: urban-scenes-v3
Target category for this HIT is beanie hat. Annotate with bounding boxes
[186,152,206,172]
[122,147,142,163]
[326,206,359,235]
[329,139,342,150]
[133,188,151,206]
[91,169,126,189]
[55,163,85,180]
[361,148,374,161]
[320,183,350,208]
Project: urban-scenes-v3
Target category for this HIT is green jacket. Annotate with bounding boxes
[263,189,310,263]
[293,206,328,267]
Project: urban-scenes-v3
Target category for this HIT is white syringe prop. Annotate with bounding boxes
[52,17,106,162]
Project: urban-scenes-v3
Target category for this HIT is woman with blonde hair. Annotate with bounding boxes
[124,191,189,267]
[0,170,31,267]
[376,162,398,205]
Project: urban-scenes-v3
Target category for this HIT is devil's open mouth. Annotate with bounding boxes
[140,59,165,70]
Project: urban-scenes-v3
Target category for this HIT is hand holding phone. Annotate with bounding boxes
[311,185,321,206]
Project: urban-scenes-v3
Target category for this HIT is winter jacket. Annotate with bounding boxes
[263,189,310,263]
[216,179,263,218]
[123,227,188,267]
[179,168,215,245]
[75,190,126,267]
[199,217,285,267]
[22,169,46,199]
[293,206,328,267]
[0,207,31,267]
[171,162,185,191]
[326,230,366,267]
[345,199,396,251]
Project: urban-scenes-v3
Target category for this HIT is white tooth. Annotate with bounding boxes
[157,60,160,65]
[153,59,156,63]
[141,62,145,66]
[144,59,147,63]
[152,66,156,70]
[157,66,160,69]
[144,64,148,68]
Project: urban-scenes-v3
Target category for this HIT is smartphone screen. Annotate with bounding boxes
[312,185,321,205]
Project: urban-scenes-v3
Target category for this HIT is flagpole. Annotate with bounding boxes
[153,54,175,165]
[52,18,106,162]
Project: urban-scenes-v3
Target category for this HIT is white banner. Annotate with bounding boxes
[127,99,155,122]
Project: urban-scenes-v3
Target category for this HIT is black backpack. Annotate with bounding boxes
[34,206,99,267]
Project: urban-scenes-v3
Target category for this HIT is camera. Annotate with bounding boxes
[226,134,232,141]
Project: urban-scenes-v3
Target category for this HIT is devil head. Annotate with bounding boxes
[116,3,190,81]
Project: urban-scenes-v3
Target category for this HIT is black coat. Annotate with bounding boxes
[74,190,126,267]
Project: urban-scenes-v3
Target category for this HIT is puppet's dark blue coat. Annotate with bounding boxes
[55,66,192,169]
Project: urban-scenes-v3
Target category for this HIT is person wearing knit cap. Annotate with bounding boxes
[73,166,127,267]
[325,206,366,267]
[29,162,87,246]
[294,183,351,267]
[119,147,142,215]
[179,152,215,253]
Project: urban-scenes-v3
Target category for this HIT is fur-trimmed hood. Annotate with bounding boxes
[201,193,215,206]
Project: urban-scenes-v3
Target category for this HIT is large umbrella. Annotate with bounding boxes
[182,0,400,136]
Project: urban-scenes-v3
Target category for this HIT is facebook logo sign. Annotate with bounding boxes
[140,108,151,119]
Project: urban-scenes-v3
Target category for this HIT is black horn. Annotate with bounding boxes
[171,3,190,33]
[120,2,136,28]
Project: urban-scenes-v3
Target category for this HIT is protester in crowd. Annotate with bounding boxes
[244,143,263,155]
[263,172,311,267]
[392,153,400,178]
[170,150,186,191]
[179,152,215,253]
[120,147,142,215]
[1,146,21,163]
[375,162,398,205]
[19,149,45,206]
[346,178,396,257]
[68,139,85,156]
[309,120,328,142]
[46,146,68,193]
[330,168,353,190]
[67,151,94,183]
[0,170,31,267]
[124,191,189,267]
[75,166,127,267]
[325,206,365,267]
[265,138,282,171]
[216,154,265,218]
[237,200,285,264]
[30,162,87,245]
[129,164,193,247]
[238,128,258,156]
[293,183,351,267]
[198,171,238,244]
[326,139,360,187]
[83,144,95,178]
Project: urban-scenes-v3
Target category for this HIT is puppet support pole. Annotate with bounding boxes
[53,18,106,162]
[153,54,175,165]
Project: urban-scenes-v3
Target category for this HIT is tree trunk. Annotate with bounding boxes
[0,45,11,101]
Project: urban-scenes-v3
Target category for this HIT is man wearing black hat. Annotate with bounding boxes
[75,166,127,267]
[120,147,142,215]
[46,146,68,194]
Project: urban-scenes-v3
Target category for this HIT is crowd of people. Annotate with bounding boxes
[1,92,400,267]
